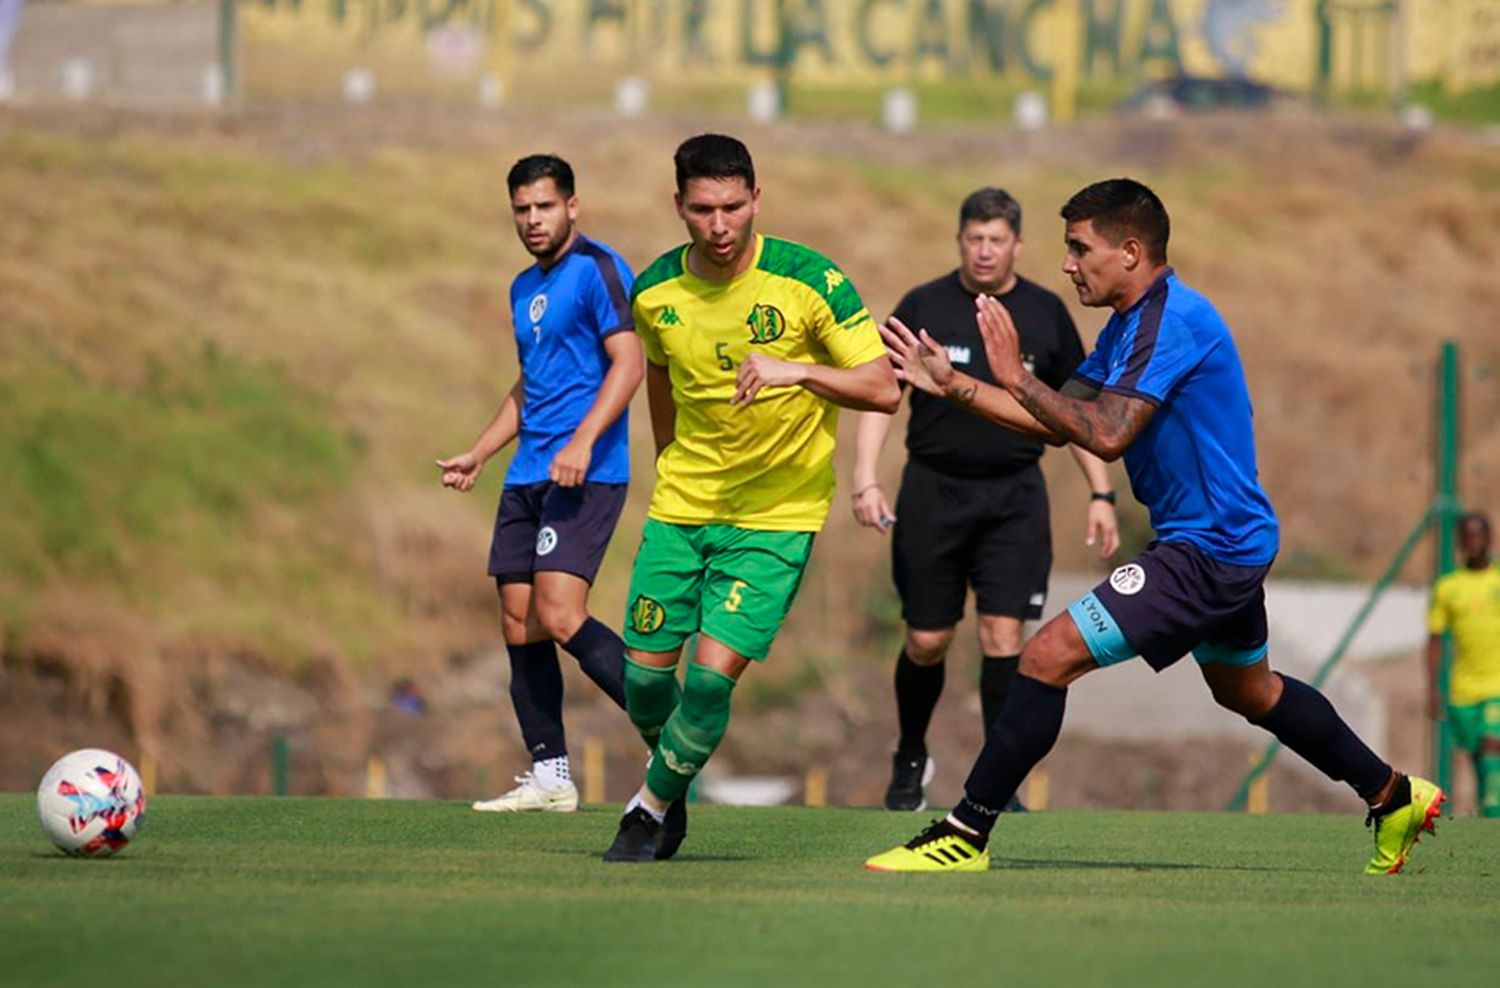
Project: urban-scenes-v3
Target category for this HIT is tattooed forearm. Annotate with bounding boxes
[1009,374,1153,460]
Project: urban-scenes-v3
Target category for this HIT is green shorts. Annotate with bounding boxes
[624,519,815,661]
[1447,698,1500,752]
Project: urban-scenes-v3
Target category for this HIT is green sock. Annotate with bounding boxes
[624,658,681,749]
[1480,754,1500,819]
[646,663,736,803]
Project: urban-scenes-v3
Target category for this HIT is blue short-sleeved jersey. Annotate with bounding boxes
[1072,269,1279,566]
[506,235,635,486]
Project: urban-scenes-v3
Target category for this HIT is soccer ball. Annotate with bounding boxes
[36,749,147,857]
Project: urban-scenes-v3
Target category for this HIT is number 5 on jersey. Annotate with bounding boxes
[715,341,734,371]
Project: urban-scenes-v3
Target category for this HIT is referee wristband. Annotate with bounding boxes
[1090,491,1117,504]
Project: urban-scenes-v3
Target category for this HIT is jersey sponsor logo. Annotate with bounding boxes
[657,305,681,327]
[1109,563,1147,596]
[630,595,666,635]
[823,268,845,294]
[528,294,548,324]
[536,526,559,556]
[946,345,971,365]
[745,303,786,345]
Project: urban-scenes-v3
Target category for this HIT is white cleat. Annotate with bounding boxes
[471,773,579,813]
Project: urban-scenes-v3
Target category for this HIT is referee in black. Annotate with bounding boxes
[852,187,1120,811]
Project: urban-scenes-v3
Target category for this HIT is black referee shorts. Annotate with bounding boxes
[891,459,1052,629]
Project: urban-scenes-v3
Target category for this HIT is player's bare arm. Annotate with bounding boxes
[549,332,645,488]
[731,352,899,413]
[879,316,1055,441]
[850,409,896,532]
[1068,443,1121,558]
[644,360,676,457]
[436,375,525,492]
[975,294,1155,461]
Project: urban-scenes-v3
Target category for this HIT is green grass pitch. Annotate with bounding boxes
[2,795,1497,986]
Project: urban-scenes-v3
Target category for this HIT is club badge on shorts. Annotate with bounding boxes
[1109,563,1146,596]
[630,595,665,634]
[536,526,559,556]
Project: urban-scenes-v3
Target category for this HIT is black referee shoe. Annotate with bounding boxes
[884,751,935,812]
[602,807,662,863]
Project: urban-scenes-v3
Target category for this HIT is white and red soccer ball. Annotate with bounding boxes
[36,749,146,857]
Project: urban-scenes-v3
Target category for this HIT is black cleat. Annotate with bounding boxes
[883,751,935,812]
[656,797,688,860]
[1003,793,1029,813]
[602,807,662,863]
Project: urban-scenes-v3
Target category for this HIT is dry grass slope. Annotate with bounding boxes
[1,106,1497,794]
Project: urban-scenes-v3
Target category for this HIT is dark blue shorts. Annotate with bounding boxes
[487,481,628,585]
[1065,540,1272,672]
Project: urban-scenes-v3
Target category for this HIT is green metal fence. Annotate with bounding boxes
[1227,340,1461,810]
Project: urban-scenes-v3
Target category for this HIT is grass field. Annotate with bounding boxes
[2,795,1497,986]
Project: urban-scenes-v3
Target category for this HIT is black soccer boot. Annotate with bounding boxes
[883,751,935,812]
[602,806,662,863]
[655,796,688,860]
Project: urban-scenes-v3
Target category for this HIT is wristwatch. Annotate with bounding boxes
[1090,491,1117,504]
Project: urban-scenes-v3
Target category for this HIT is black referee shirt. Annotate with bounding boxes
[891,271,1084,478]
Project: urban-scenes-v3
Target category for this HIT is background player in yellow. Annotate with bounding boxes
[1428,512,1500,818]
[603,133,900,862]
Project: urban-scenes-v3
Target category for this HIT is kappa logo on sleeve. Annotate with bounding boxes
[823,268,845,294]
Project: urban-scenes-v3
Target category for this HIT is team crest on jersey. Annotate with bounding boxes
[630,595,666,634]
[823,268,845,294]
[1109,563,1147,596]
[657,305,681,327]
[528,294,548,324]
[536,526,559,556]
[746,304,786,345]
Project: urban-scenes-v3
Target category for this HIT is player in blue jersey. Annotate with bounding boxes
[867,178,1445,875]
[437,154,643,813]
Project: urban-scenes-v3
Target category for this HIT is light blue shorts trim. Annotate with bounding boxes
[1067,593,1269,669]
[1191,641,1269,667]
[1067,593,1136,666]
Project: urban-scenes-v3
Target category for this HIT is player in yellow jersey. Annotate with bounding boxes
[1428,512,1500,817]
[603,134,900,862]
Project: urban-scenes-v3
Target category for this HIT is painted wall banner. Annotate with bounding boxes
[233,0,1475,93]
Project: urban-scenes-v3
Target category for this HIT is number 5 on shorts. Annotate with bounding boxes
[725,579,748,612]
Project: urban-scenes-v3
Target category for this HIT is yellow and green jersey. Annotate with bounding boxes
[1428,565,1500,706]
[632,234,885,532]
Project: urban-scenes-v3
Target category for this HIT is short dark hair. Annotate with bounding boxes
[959,187,1022,235]
[507,154,574,198]
[674,134,755,194]
[1060,178,1170,264]
[1459,512,1492,534]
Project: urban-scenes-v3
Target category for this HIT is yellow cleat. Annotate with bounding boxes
[1365,775,1446,875]
[865,820,990,873]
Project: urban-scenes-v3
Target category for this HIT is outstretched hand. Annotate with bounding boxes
[878,316,953,396]
[974,294,1027,389]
